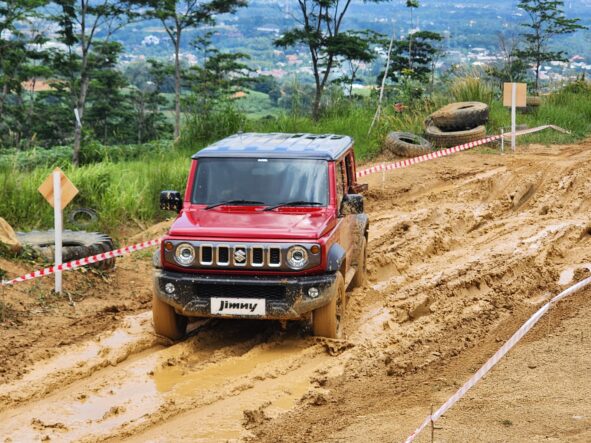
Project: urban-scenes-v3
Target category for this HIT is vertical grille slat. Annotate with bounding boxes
[269,247,281,267]
[217,246,229,265]
[201,245,213,265]
[251,247,264,267]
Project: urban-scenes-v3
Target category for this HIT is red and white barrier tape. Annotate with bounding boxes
[1,239,161,287]
[357,125,569,179]
[356,135,501,178]
[405,274,591,442]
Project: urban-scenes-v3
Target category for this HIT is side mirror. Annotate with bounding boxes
[340,194,364,216]
[160,190,183,213]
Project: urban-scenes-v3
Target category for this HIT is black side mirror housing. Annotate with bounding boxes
[160,190,183,213]
[340,194,364,216]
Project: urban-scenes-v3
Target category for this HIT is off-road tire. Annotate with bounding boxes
[424,124,487,149]
[350,237,367,289]
[520,96,542,114]
[313,272,345,339]
[16,230,115,270]
[383,132,433,158]
[152,293,187,341]
[429,101,489,131]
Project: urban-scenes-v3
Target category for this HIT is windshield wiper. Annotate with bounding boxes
[263,201,324,212]
[204,200,265,210]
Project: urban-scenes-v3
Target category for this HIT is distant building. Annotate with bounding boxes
[142,35,160,46]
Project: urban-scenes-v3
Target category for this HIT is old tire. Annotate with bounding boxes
[520,96,542,114]
[313,272,345,339]
[424,125,487,149]
[152,294,187,341]
[16,230,115,270]
[429,101,489,131]
[67,208,99,227]
[350,237,367,289]
[383,132,433,158]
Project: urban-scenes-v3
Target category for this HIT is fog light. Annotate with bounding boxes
[165,283,176,294]
[308,287,319,298]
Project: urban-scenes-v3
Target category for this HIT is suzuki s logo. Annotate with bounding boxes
[234,248,247,264]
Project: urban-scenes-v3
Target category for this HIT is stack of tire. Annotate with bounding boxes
[383,101,489,158]
[16,230,116,270]
[424,101,489,148]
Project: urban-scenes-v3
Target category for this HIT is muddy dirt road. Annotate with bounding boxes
[1,142,590,442]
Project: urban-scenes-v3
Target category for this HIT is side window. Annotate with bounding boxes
[336,161,345,209]
[345,153,354,192]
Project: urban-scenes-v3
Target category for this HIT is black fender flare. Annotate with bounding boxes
[357,213,369,239]
[327,243,346,273]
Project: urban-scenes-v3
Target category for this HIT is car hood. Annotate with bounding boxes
[168,208,336,240]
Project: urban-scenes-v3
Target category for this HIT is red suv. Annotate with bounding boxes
[154,133,368,340]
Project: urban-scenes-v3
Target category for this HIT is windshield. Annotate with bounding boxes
[192,158,329,207]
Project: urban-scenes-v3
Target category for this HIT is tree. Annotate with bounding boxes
[381,31,443,84]
[517,0,586,92]
[84,42,134,144]
[127,60,173,144]
[181,34,252,143]
[275,0,389,120]
[0,0,48,147]
[332,30,379,97]
[134,0,247,140]
[51,0,133,165]
[406,0,419,70]
[485,32,527,87]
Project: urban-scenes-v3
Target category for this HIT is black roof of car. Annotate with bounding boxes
[193,132,354,160]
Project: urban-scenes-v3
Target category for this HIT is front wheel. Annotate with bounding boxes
[350,237,368,289]
[152,294,187,340]
[313,273,346,339]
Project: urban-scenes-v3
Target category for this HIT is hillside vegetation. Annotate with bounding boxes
[1,79,590,238]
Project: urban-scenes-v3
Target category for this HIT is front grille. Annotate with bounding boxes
[252,247,264,266]
[217,246,229,265]
[269,248,281,266]
[165,241,320,271]
[194,283,286,300]
[201,246,213,264]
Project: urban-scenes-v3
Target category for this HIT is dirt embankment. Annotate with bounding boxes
[1,141,590,442]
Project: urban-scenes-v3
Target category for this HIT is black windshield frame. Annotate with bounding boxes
[191,157,330,207]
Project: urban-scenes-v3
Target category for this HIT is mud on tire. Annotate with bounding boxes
[350,237,367,289]
[383,132,433,158]
[16,230,116,270]
[429,101,489,131]
[424,124,487,149]
[313,272,346,339]
[152,293,187,341]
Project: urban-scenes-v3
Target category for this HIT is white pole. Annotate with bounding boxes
[511,83,517,152]
[53,171,62,294]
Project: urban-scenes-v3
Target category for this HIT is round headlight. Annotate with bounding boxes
[175,243,195,266]
[287,246,309,270]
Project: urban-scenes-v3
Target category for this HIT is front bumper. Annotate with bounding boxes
[154,269,337,320]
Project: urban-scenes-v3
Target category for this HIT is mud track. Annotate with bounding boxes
[1,142,591,442]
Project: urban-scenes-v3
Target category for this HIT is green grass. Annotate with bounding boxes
[0,149,193,239]
[236,90,281,119]
[487,90,591,145]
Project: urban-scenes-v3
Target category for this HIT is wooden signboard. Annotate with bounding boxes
[503,83,527,108]
[38,167,78,210]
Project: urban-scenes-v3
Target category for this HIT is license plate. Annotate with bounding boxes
[210,298,266,316]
